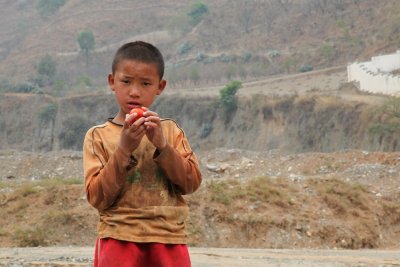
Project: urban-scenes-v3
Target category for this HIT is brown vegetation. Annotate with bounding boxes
[0,149,399,250]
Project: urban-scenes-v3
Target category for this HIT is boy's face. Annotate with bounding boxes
[108,59,166,115]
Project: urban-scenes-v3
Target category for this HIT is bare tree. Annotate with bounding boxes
[333,0,346,12]
[308,0,329,14]
[275,0,294,13]
[233,0,255,34]
[263,0,280,34]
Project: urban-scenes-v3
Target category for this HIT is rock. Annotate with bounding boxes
[220,163,230,172]
[206,164,219,172]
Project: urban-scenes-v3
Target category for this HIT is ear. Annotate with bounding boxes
[157,79,167,95]
[108,73,115,92]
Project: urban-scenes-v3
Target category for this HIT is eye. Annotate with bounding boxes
[143,81,152,86]
[121,79,130,84]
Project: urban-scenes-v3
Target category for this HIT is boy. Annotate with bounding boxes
[83,41,202,267]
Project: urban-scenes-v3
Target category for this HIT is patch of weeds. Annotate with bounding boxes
[250,94,266,115]
[208,179,245,206]
[14,227,49,247]
[38,177,83,187]
[382,202,400,224]
[187,223,203,236]
[208,176,292,208]
[236,214,273,239]
[311,178,370,215]
[246,176,292,208]
[0,228,9,237]
[6,200,30,215]
[0,181,8,190]
[16,183,39,197]
[42,210,76,225]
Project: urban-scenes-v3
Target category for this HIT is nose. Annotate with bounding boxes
[128,84,140,97]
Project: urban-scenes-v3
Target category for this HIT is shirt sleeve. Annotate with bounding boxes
[153,123,202,194]
[83,127,134,211]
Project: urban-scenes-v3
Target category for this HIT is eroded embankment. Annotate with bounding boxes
[0,92,397,152]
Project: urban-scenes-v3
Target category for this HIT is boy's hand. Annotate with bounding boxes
[119,113,146,154]
[143,109,167,151]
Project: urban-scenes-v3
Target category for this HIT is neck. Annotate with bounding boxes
[112,111,126,125]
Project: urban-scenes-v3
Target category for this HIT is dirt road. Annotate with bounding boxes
[0,247,399,267]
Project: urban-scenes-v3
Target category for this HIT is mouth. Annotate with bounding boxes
[127,102,141,109]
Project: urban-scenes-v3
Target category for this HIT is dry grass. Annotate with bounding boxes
[186,174,399,249]
[309,178,371,215]
[0,172,399,249]
[13,227,49,247]
[0,177,95,247]
[207,176,294,208]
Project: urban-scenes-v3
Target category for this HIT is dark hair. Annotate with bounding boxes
[111,41,165,79]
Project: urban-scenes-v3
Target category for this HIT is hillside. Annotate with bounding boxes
[1,0,400,257]
[0,0,399,95]
[1,66,399,154]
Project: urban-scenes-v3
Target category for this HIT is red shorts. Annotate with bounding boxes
[94,238,191,267]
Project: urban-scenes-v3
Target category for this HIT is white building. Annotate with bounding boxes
[347,50,400,96]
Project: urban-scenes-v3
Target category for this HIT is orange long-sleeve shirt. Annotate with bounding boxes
[83,119,202,244]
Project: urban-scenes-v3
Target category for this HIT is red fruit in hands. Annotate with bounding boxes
[129,107,144,124]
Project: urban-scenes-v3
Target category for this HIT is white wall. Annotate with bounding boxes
[347,50,400,96]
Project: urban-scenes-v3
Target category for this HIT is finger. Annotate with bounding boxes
[132,127,146,137]
[123,114,132,129]
[144,121,158,128]
[143,110,158,117]
[131,117,145,126]
[144,115,161,123]
[125,113,137,125]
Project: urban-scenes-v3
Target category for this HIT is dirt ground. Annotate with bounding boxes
[1,247,400,267]
[1,148,400,247]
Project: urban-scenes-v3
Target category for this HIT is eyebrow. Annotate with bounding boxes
[120,74,153,81]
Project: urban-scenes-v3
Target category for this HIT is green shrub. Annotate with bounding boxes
[188,1,208,25]
[77,30,95,56]
[299,64,313,73]
[11,82,41,93]
[37,0,66,18]
[39,102,58,122]
[242,52,252,63]
[369,97,400,134]
[37,54,57,82]
[200,123,213,139]
[177,42,193,55]
[219,53,235,63]
[219,80,242,110]
[203,57,215,64]
[268,50,280,58]
[195,52,205,62]
[219,81,242,122]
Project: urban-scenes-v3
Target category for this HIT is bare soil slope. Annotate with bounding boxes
[1,148,400,251]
